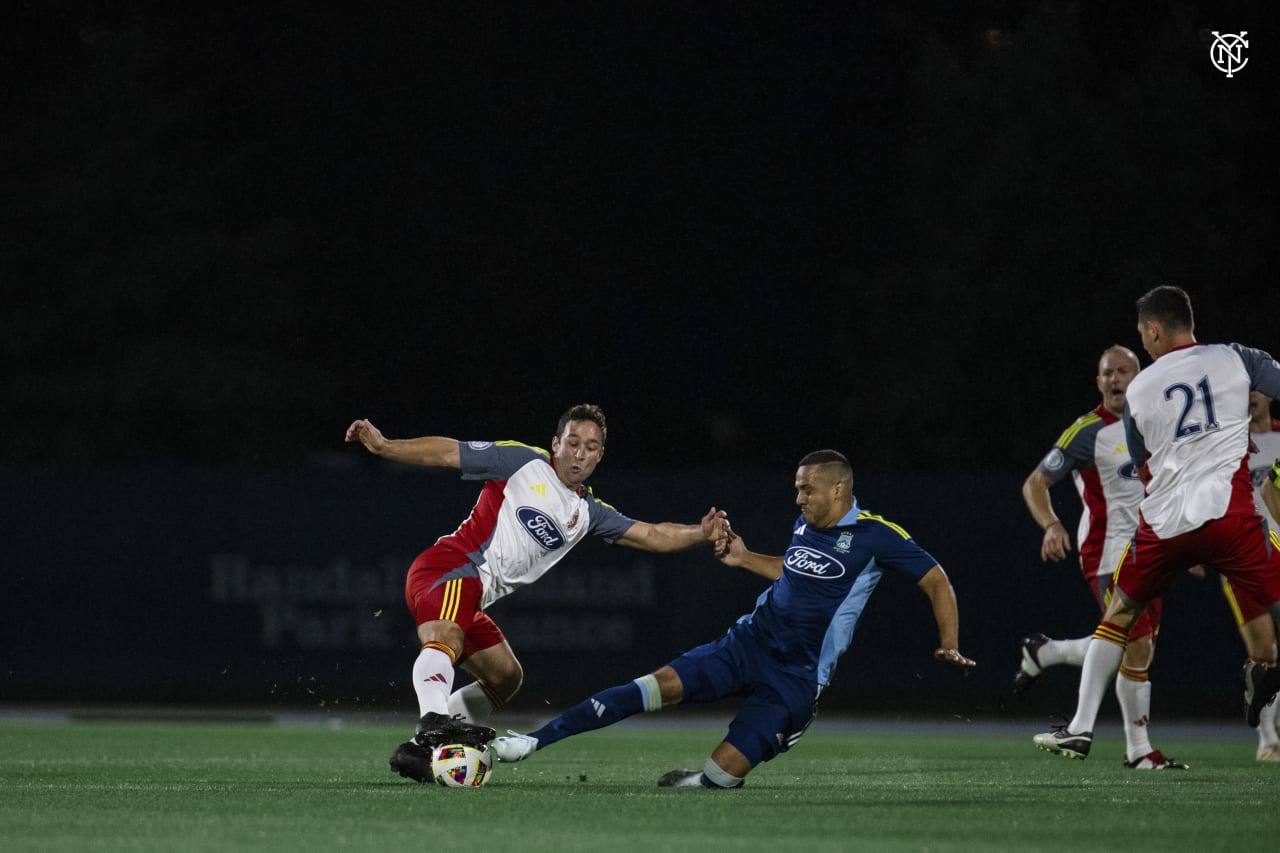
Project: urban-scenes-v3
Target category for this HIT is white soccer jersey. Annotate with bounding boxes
[1249,428,1280,533]
[1036,405,1143,580]
[1124,343,1280,538]
[433,441,636,609]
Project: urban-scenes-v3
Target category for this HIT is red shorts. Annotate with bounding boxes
[404,547,506,662]
[1114,514,1280,616]
[1220,526,1280,625]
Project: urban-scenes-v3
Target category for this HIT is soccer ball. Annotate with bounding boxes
[431,743,493,787]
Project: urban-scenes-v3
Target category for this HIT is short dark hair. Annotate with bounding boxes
[798,449,853,486]
[1136,286,1194,332]
[556,404,607,444]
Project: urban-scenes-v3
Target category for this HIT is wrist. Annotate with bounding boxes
[1042,519,1063,532]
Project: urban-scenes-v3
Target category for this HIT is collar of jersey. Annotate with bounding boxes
[835,502,861,527]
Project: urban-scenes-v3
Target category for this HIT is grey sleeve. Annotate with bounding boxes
[1231,343,1280,398]
[457,441,548,481]
[586,498,638,544]
[1123,402,1148,468]
[1035,417,1099,484]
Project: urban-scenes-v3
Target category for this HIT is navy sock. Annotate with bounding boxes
[529,680,647,749]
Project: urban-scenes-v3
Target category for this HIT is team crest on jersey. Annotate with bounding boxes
[783,546,846,580]
[468,441,493,450]
[516,506,566,550]
[835,531,853,552]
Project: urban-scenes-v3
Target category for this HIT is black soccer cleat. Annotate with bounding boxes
[1243,661,1280,728]
[389,740,434,783]
[1123,750,1189,770]
[1012,633,1051,696]
[413,712,496,749]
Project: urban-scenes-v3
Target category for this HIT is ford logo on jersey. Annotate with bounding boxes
[783,546,845,579]
[516,507,566,550]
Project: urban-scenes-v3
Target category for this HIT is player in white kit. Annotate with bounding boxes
[1017,346,1181,768]
[1035,286,1280,761]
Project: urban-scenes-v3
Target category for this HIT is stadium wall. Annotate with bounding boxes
[1,465,1251,718]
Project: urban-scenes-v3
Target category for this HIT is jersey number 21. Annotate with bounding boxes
[1163,377,1219,440]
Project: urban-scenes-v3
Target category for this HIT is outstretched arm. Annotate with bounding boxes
[714,529,783,580]
[344,419,461,468]
[917,565,976,667]
[1021,470,1071,562]
[617,507,728,553]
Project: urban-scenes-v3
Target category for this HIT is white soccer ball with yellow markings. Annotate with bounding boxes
[431,743,493,787]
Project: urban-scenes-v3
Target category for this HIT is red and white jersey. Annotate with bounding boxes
[1125,343,1280,538]
[1036,404,1143,580]
[1249,422,1280,533]
[432,441,636,609]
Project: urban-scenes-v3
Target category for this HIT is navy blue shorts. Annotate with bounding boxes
[668,627,820,767]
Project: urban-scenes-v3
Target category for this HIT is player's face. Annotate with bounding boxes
[550,420,605,488]
[1095,350,1139,416]
[794,465,842,528]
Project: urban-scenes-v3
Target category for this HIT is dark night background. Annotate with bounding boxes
[6,0,1275,470]
[2,1,1277,714]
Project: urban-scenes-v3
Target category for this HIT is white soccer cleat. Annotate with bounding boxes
[656,769,706,788]
[492,731,538,762]
[1257,745,1280,763]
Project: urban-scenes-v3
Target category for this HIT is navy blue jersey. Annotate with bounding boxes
[736,502,939,685]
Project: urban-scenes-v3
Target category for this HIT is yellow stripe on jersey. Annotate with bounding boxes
[1055,413,1102,450]
[857,512,912,540]
[496,440,550,458]
[1271,461,1280,487]
[1270,528,1280,551]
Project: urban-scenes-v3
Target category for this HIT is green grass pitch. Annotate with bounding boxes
[2,717,1276,852]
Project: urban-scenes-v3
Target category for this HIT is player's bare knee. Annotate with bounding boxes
[653,666,685,707]
[417,620,464,657]
[1122,634,1155,669]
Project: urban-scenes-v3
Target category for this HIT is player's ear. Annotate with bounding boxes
[551,436,560,454]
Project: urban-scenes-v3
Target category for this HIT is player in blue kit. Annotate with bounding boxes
[492,450,976,788]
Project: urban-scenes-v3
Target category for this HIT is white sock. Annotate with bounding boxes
[447,682,495,722]
[701,757,745,789]
[412,646,455,717]
[1258,698,1280,749]
[1069,637,1125,734]
[1115,673,1153,759]
[1035,636,1091,670]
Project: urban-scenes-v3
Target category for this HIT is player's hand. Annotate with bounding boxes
[715,529,746,567]
[345,419,386,455]
[934,648,976,667]
[700,507,729,542]
[1040,521,1071,562]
